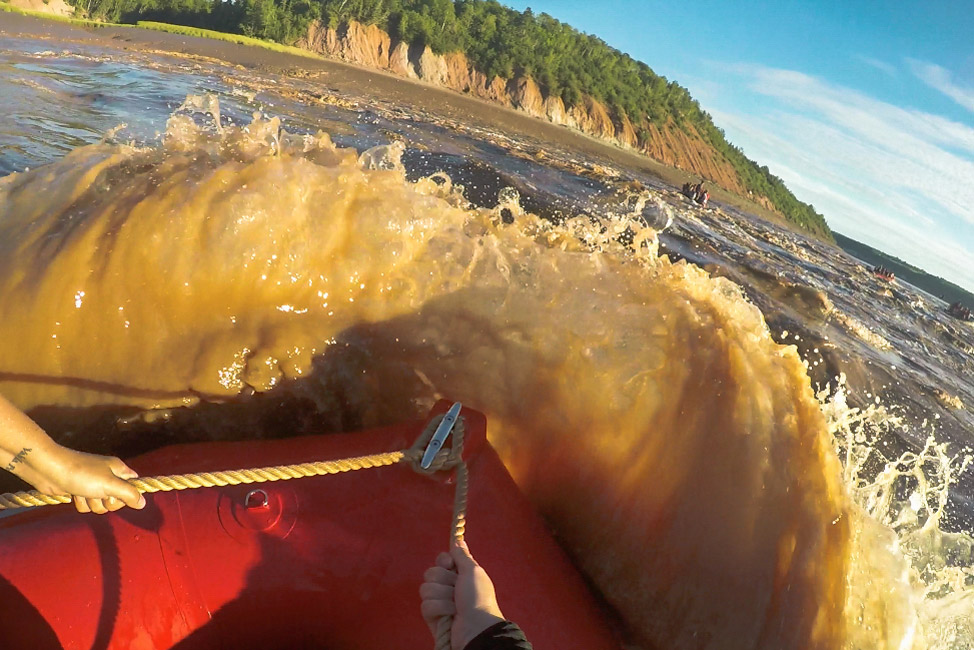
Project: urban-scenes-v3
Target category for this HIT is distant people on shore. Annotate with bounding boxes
[948,301,972,321]
[682,181,709,206]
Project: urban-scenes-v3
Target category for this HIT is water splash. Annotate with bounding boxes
[823,378,974,649]
[0,98,970,649]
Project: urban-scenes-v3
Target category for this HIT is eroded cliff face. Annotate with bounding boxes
[8,0,74,15]
[297,20,755,201]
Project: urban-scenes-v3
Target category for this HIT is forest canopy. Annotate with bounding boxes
[75,0,832,238]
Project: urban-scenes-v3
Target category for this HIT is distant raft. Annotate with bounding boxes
[948,301,973,321]
[872,265,896,282]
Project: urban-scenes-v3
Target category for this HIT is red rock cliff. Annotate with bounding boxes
[297,20,756,200]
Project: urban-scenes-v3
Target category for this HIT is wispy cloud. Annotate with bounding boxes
[856,55,898,78]
[704,63,974,292]
[740,66,974,222]
[908,59,974,114]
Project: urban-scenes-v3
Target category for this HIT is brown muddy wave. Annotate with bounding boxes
[0,105,923,649]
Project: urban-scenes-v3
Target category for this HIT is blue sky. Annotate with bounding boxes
[503,1,974,294]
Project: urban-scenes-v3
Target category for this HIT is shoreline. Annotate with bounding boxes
[0,10,802,233]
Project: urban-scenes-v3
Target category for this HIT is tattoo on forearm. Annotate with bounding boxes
[4,447,32,472]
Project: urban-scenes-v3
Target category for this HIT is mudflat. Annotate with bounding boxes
[0,11,785,223]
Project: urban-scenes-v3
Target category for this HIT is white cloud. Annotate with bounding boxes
[746,66,974,155]
[703,64,974,292]
[908,59,974,114]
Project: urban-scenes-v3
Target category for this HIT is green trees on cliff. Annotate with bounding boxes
[76,0,831,238]
[307,0,707,130]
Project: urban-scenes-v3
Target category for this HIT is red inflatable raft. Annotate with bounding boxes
[0,403,618,650]
[872,266,895,282]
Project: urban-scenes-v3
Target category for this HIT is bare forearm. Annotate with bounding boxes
[0,393,145,512]
[0,394,60,478]
[0,396,89,505]
[0,394,56,452]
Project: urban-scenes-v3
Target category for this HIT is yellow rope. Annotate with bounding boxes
[0,450,407,510]
[433,421,466,650]
[0,412,468,514]
[0,411,471,650]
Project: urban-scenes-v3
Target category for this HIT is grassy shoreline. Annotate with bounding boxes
[0,4,319,59]
[133,21,321,59]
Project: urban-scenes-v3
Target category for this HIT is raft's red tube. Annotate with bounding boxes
[0,403,619,649]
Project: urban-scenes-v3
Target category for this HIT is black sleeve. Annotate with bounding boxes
[463,621,533,650]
